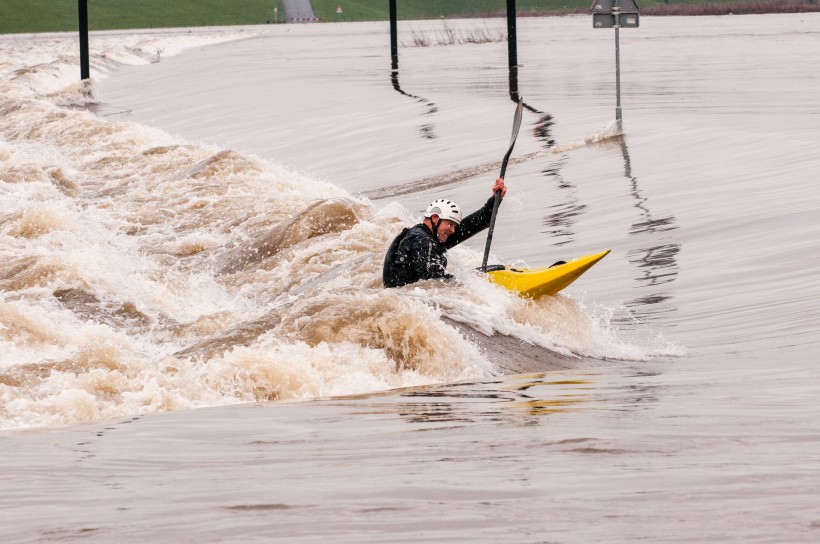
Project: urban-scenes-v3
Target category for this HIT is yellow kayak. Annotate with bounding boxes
[486,250,610,298]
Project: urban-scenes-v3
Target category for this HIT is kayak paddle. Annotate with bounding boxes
[481,98,523,272]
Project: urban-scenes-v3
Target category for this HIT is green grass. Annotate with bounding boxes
[313,1,598,22]
[308,0,817,21]
[0,0,285,34]
[1,0,816,34]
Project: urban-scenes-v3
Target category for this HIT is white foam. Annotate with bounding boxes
[0,29,675,431]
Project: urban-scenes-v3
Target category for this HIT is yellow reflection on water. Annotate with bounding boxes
[516,397,586,416]
[504,372,597,416]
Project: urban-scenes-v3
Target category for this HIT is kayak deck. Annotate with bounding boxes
[485,250,610,298]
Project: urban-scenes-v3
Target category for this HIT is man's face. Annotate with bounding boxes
[435,218,458,243]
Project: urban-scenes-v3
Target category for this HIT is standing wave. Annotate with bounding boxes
[0,30,675,430]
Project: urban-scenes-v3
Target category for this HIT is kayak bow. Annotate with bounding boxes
[486,250,610,298]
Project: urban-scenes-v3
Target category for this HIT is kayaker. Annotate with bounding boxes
[383,178,507,288]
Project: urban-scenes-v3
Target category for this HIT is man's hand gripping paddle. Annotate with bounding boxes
[481,99,523,272]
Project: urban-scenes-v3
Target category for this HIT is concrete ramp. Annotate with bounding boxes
[282,0,319,22]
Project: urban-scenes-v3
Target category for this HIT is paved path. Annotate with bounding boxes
[282,0,318,22]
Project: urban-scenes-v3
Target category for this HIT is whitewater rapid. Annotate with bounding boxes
[0,27,677,430]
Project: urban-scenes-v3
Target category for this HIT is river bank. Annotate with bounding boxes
[466,0,820,18]
[4,0,820,34]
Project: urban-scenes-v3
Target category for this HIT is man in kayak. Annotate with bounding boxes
[383,178,507,288]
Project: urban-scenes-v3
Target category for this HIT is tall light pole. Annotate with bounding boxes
[507,0,517,69]
[389,0,397,69]
[78,0,90,80]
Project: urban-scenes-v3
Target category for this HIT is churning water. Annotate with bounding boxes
[1,14,819,543]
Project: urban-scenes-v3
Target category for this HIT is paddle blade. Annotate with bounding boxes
[483,99,524,271]
[500,98,523,179]
[509,98,523,148]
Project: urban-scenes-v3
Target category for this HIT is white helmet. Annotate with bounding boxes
[424,199,462,225]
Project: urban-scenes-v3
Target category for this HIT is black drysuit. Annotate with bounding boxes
[382,196,496,288]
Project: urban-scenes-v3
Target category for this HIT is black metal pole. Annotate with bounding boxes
[615,26,622,127]
[389,0,398,69]
[508,65,519,102]
[614,0,622,129]
[78,0,90,80]
[506,0,517,69]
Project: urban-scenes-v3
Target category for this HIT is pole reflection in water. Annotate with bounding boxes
[509,65,585,248]
[619,136,681,321]
[542,157,587,247]
[365,64,559,200]
[390,68,438,140]
[508,65,555,149]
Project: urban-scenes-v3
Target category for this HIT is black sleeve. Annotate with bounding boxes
[444,196,497,249]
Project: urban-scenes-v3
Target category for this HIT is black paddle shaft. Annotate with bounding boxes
[481,99,523,272]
